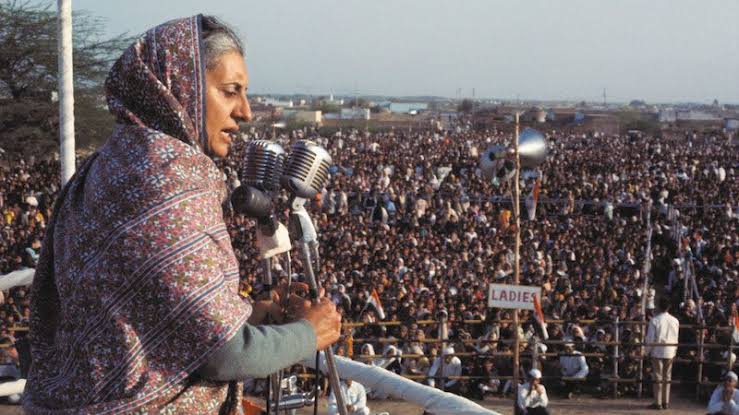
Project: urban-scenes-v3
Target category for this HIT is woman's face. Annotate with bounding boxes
[204,51,252,157]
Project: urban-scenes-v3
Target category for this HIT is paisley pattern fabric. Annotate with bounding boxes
[25,15,251,414]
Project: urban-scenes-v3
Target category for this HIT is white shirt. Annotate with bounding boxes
[328,381,369,415]
[560,351,589,378]
[646,311,680,359]
[708,386,739,415]
[426,356,462,388]
[518,381,549,410]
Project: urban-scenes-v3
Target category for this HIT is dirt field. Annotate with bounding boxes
[0,395,706,414]
[289,395,706,415]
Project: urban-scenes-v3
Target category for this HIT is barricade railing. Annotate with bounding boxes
[334,318,737,400]
[4,320,733,399]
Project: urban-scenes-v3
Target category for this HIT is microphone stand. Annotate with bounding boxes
[256,217,284,415]
[288,197,348,415]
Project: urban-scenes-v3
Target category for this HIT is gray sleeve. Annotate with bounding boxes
[197,319,317,380]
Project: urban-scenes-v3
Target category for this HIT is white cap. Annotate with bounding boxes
[529,369,542,379]
[442,347,455,356]
[726,371,738,382]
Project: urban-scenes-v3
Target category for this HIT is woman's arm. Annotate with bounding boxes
[197,320,316,380]
[197,296,341,380]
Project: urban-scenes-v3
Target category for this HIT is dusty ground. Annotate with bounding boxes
[289,395,706,415]
[0,395,706,414]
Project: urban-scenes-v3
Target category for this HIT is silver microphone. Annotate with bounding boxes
[232,141,286,218]
[234,141,288,294]
[242,140,287,192]
[281,140,332,199]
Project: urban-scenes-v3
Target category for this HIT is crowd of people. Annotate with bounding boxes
[1,123,737,405]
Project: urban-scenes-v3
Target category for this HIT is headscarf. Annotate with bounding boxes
[25,15,251,414]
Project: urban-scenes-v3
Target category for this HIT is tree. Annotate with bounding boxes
[0,1,132,154]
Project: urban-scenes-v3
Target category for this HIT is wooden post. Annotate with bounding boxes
[728,330,735,375]
[438,316,448,392]
[512,113,521,413]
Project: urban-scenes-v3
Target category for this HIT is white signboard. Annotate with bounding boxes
[487,284,541,310]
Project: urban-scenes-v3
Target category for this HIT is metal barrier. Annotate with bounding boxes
[332,318,737,400]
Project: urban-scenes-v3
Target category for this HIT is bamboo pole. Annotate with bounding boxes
[512,113,521,413]
[57,0,76,185]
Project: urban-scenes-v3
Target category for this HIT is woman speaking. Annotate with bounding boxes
[25,15,341,414]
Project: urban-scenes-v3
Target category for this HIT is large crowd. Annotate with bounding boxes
[1,122,737,402]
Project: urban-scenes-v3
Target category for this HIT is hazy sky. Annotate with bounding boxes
[73,0,739,103]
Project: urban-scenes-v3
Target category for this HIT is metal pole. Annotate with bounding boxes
[613,317,619,399]
[261,258,283,415]
[696,326,704,399]
[436,330,446,391]
[638,320,644,399]
[57,0,76,186]
[298,242,347,415]
[512,112,521,413]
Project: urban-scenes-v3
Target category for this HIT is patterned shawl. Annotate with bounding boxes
[25,15,251,414]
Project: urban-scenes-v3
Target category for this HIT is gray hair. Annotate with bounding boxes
[201,15,244,70]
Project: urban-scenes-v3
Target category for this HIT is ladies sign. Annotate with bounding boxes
[487,284,541,310]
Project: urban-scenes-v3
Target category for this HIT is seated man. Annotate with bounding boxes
[472,358,501,400]
[518,369,550,415]
[427,347,462,393]
[328,378,370,415]
[708,371,739,415]
[559,341,588,399]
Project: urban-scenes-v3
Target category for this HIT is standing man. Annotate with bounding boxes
[645,296,680,410]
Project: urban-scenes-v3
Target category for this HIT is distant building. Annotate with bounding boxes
[263,98,294,108]
[658,109,677,123]
[726,119,739,130]
[283,110,322,124]
[676,110,721,121]
[340,107,371,120]
[386,102,428,114]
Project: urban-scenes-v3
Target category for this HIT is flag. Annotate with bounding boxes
[526,178,541,221]
[533,293,549,340]
[367,288,386,320]
[346,332,354,359]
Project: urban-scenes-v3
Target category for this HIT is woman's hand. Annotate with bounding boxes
[246,300,283,325]
[298,297,342,350]
[247,281,340,349]
[247,282,316,325]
